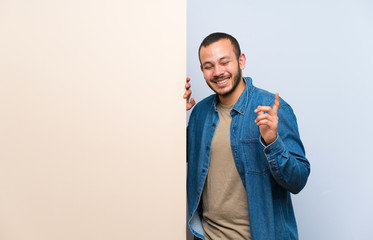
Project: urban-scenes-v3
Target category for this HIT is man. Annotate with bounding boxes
[184,32,310,240]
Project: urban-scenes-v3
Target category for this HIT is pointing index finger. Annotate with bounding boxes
[273,92,280,113]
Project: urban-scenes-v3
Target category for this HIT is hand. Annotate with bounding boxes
[184,77,195,111]
[254,92,280,145]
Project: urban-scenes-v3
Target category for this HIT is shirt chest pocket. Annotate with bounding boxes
[239,138,269,175]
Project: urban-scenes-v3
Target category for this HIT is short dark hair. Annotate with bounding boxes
[198,32,241,63]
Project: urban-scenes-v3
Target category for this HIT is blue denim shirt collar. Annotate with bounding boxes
[212,77,253,115]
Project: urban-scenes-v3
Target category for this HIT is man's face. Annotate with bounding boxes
[199,39,245,97]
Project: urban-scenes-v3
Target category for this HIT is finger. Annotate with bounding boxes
[190,97,195,106]
[254,106,272,113]
[254,111,264,123]
[185,82,191,89]
[255,113,273,122]
[256,119,272,126]
[186,103,192,110]
[184,89,191,99]
[256,113,273,120]
[186,77,191,83]
[272,92,280,113]
[186,97,195,111]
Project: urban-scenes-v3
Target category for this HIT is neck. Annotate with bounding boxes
[218,78,246,105]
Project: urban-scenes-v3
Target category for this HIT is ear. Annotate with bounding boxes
[200,65,203,72]
[238,53,246,70]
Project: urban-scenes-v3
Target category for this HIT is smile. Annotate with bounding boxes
[217,79,228,84]
[215,77,230,86]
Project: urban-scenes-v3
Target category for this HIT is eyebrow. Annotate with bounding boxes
[202,56,231,67]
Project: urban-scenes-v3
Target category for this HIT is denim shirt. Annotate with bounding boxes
[187,77,310,240]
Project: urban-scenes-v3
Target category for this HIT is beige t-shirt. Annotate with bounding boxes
[202,103,251,240]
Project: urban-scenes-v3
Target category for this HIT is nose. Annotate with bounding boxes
[213,65,224,77]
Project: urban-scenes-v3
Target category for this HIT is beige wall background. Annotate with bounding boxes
[0,1,186,239]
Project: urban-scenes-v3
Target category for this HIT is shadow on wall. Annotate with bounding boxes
[187,227,194,240]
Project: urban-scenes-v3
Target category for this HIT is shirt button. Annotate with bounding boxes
[197,191,200,195]
[212,123,216,127]
[206,146,209,150]
[202,169,206,173]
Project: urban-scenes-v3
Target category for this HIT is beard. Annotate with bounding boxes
[207,65,242,97]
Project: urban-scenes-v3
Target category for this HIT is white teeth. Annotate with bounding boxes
[217,78,229,84]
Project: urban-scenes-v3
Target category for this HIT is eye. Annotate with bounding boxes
[204,66,212,70]
[222,61,229,65]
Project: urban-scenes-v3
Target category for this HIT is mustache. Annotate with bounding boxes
[213,74,231,81]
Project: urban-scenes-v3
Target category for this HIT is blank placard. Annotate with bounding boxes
[0,1,186,239]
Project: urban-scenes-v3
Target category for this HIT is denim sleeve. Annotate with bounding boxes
[259,104,310,194]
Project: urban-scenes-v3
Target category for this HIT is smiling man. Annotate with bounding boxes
[184,32,310,240]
